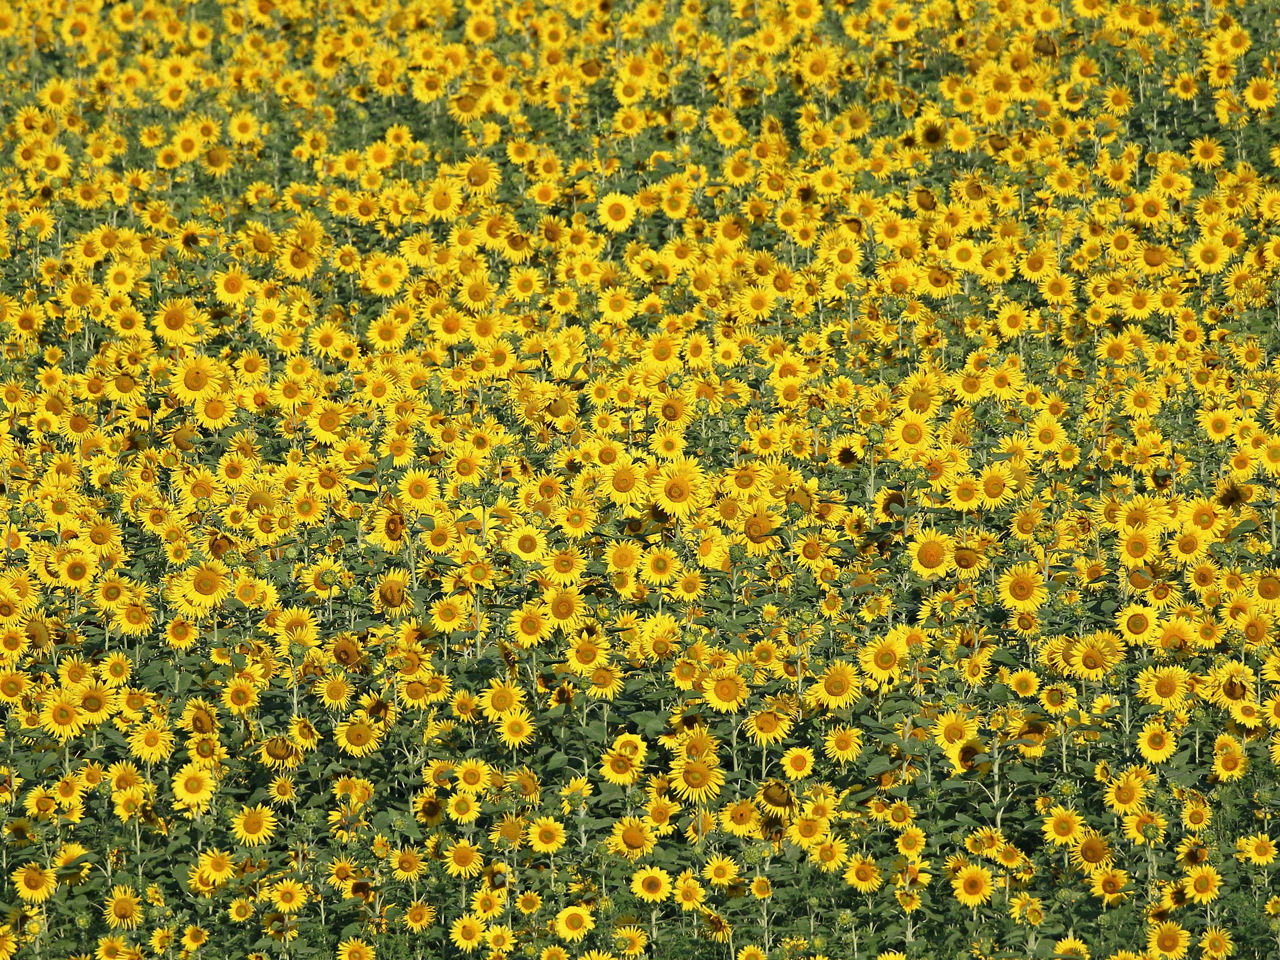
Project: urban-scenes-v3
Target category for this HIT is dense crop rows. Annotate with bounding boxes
[1,0,1280,958]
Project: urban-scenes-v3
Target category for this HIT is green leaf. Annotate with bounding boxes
[1005,762,1038,782]
[865,753,895,776]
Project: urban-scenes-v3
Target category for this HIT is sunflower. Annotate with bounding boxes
[824,724,863,764]
[812,660,860,710]
[446,760,487,797]
[1181,800,1212,834]
[1104,773,1146,814]
[703,854,739,888]
[931,709,978,752]
[719,797,761,839]
[640,546,681,585]
[171,763,215,815]
[998,562,1047,613]
[497,707,536,750]
[948,474,982,511]
[585,663,623,701]
[509,602,551,649]
[1070,829,1114,875]
[127,719,175,764]
[445,791,480,824]
[459,155,501,196]
[653,457,706,520]
[39,689,87,741]
[1136,721,1177,764]
[317,671,354,711]
[608,816,656,861]
[701,669,748,713]
[506,523,547,563]
[670,568,706,602]
[1200,928,1233,960]
[1148,921,1191,960]
[1028,410,1065,454]
[334,714,383,757]
[1042,805,1082,847]
[1237,833,1277,866]
[1166,525,1207,564]
[1212,743,1247,782]
[545,545,587,586]
[909,527,954,579]
[57,548,98,592]
[527,817,566,855]
[554,905,595,943]
[98,654,132,691]
[403,900,437,933]
[543,586,586,631]
[952,863,993,907]
[1117,527,1154,569]
[12,862,56,903]
[429,595,470,634]
[669,755,725,805]
[337,937,375,960]
[1067,631,1123,681]
[977,463,1016,508]
[664,868,704,912]
[744,707,793,747]
[1188,135,1225,170]
[1136,664,1191,709]
[103,885,143,930]
[597,192,637,233]
[860,633,908,687]
[179,559,232,613]
[152,297,205,346]
[829,433,866,466]
[779,746,815,781]
[173,355,221,403]
[843,855,882,893]
[1188,235,1228,274]
[221,677,259,716]
[266,776,296,806]
[887,411,932,457]
[371,569,412,616]
[445,840,484,879]
[446,912,484,953]
[1184,863,1221,904]
[387,846,424,883]
[1243,75,1279,109]
[613,924,648,957]
[231,804,277,847]
[604,457,649,511]
[631,866,672,903]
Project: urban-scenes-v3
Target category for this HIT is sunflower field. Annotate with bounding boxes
[3,0,1280,958]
